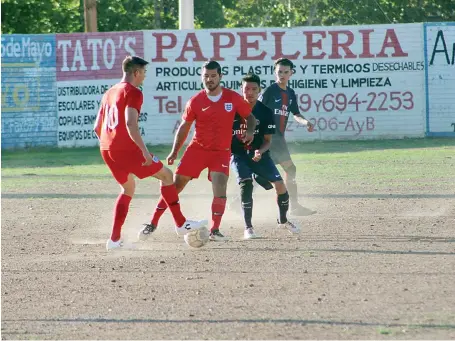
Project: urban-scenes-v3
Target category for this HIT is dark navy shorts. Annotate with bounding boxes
[230,151,283,184]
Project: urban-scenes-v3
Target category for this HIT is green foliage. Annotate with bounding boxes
[1,0,454,34]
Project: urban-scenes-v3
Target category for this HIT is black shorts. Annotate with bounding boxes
[230,151,283,184]
[269,136,292,165]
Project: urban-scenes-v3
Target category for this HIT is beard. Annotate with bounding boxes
[204,80,220,91]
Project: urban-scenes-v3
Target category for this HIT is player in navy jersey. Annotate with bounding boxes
[231,73,300,239]
[258,58,315,216]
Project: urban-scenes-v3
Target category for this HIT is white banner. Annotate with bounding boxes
[425,23,455,137]
[142,23,426,144]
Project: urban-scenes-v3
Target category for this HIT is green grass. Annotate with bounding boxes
[2,138,454,190]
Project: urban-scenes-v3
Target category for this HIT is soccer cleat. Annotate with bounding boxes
[278,220,301,234]
[106,239,123,250]
[138,223,157,241]
[175,219,208,236]
[244,227,259,240]
[209,230,231,241]
[289,203,316,216]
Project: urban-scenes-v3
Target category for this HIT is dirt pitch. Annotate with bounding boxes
[2,152,455,340]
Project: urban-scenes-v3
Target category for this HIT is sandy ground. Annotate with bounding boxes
[2,174,455,340]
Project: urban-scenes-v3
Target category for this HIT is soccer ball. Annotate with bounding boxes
[184,227,210,248]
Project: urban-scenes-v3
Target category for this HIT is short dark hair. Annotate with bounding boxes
[202,60,222,75]
[122,56,148,74]
[242,73,261,87]
[274,57,294,69]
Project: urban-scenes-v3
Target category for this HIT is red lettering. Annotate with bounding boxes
[302,31,326,59]
[376,29,408,58]
[328,30,356,59]
[166,100,177,114]
[211,32,235,61]
[359,29,375,58]
[237,32,267,61]
[152,33,177,62]
[176,33,207,62]
[271,32,300,60]
[154,96,168,113]
[366,117,375,130]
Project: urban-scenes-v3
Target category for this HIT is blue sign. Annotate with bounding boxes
[1,34,56,67]
[1,34,58,148]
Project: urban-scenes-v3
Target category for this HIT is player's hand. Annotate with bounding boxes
[252,150,262,162]
[242,131,254,145]
[166,151,178,165]
[142,152,155,166]
[306,120,314,132]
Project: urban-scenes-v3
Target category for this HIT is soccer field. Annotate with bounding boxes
[2,138,455,339]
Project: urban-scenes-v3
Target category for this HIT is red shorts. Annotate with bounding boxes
[176,144,230,179]
[101,149,163,184]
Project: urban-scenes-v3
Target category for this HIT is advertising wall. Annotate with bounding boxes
[142,23,426,144]
[424,22,455,137]
[1,22,453,149]
[56,31,144,147]
[1,34,57,148]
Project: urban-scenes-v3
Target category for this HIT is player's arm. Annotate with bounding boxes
[125,106,151,157]
[236,95,256,144]
[167,102,194,165]
[252,134,272,162]
[93,105,103,139]
[290,91,314,131]
[258,134,272,154]
[245,113,257,136]
[168,120,193,163]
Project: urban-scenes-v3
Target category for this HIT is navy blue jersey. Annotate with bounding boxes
[258,82,300,137]
[231,100,275,155]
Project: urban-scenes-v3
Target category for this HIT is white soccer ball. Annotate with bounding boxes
[184,227,210,248]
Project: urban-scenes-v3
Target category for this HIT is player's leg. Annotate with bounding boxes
[150,167,205,235]
[209,171,230,241]
[144,145,207,235]
[280,159,315,216]
[273,180,300,234]
[101,150,135,250]
[251,153,300,234]
[230,154,257,239]
[148,172,191,229]
[206,149,232,241]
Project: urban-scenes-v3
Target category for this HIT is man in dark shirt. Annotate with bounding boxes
[231,73,300,239]
[259,58,315,216]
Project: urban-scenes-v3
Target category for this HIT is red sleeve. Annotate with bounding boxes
[182,101,196,122]
[234,92,252,118]
[125,88,143,112]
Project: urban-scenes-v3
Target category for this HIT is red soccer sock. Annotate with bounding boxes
[211,196,227,232]
[111,194,132,242]
[160,184,186,227]
[151,196,168,226]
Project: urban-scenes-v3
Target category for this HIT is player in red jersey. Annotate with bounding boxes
[141,60,256,241]
[94,56,206,251]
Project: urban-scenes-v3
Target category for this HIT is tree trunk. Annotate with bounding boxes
[155,0,161,29]
[84,0,98,32]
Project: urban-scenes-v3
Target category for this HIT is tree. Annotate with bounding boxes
[2,0,454,34]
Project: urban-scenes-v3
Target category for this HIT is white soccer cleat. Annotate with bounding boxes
[278,220,301,234]
[106,239,123,250]
[244,227,259,240]
[138,223,157,241]
[175,219,208,236]
[209,230,231,241]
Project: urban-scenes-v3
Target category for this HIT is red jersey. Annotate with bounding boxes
[182,88,251,151]
[99,82,143,151]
